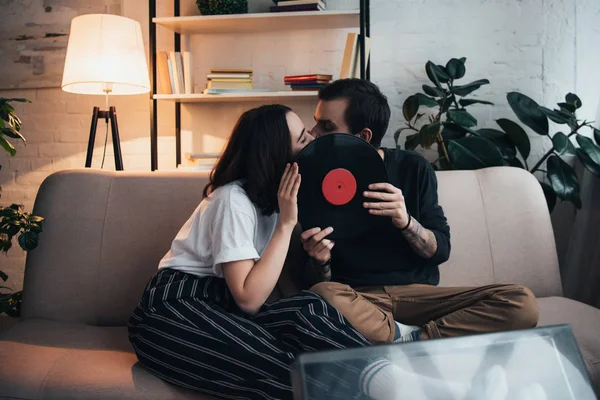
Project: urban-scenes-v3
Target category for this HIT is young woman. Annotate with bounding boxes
[127,105,372,400]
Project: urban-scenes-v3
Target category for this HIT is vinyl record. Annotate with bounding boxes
[295,133,389,240]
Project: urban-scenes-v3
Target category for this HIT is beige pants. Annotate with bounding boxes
[310,282,539,343]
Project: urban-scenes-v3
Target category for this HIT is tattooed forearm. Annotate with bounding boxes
[402,217,438,259]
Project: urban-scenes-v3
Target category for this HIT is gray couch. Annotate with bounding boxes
[0,167,598,399]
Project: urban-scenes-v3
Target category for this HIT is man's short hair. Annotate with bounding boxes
[318,79,391,148]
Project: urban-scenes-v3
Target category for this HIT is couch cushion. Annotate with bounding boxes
[537,296,600,394]
[0,319,214,400]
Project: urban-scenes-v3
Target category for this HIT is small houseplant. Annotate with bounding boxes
[396,58,600,212]
[196,0,248,15]
[0,98,44,317]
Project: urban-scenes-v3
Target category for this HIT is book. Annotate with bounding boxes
[285,80,330,85]
[209,78,253,83]
[290,83,328,88]
[273,0,326,3]
[175,52,185,94]
[156,51,172,94]
[284,74,332,81]
[351,35,371,79]
[270,4,323,12]
[203,88,270,94]
[340,33,358,79]
[182,51,193,94]
[209,68,253,74]
[273,0,326,7]
[168,51,182,94]
[207,73,252,79]
[206,81,253,89]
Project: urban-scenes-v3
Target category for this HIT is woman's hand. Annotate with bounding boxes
[278,163,301,228]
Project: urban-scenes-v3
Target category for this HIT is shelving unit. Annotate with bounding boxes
[154,91,320,103]
[148,1,371,170]
[153,10,360,34]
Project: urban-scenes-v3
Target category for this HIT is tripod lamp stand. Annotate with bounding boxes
[61,14,150,170]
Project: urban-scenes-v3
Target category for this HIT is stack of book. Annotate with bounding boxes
[284,74,332,91]
[270,0,326,12]
[156,51,194,94]
[203,68,267,94]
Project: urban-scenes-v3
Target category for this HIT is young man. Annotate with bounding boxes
[303,78,539,344]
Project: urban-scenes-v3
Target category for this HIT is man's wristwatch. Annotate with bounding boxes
[315,257,331,272]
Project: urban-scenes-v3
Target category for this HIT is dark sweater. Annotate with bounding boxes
[330,148,451,287]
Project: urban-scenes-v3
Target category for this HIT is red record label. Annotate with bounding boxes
[322,168,357,206]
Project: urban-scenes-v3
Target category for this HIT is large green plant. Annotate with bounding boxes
[396,58,600,212]
[396,57,530,171]
[506,91,600,212]
[0,98,44,317]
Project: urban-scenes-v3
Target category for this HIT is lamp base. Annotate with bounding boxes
[86,106,124,170]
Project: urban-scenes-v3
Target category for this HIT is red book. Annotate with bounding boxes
[284,79,331,85]
[284,74,333,81]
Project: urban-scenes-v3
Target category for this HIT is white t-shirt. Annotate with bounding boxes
[158,180,279,278]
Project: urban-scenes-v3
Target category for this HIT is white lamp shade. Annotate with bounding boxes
[62,14,150,95]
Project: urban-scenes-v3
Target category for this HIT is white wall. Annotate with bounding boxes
[1,0,599,291]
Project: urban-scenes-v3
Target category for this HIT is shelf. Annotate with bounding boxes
[154,91,319,103]
[153,10,359,34]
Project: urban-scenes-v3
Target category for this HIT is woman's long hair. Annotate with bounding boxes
[203,104,293,215]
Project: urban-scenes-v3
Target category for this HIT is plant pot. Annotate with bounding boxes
[196,0,248,16]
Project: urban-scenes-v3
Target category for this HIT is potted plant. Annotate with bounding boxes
[0,98,44,318]
[396,57,600,212]
[196,0,248,15]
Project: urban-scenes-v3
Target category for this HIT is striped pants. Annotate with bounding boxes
[128,268,372,399]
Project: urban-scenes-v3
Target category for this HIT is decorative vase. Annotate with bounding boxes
[196,0,248,16]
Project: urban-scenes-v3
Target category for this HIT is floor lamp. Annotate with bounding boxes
[61,14,150,170]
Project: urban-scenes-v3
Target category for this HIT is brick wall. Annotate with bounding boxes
[0,0,599,291]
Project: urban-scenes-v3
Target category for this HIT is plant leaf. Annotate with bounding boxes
[452,79,490,97]
[557,102,576,113]
[594,128,600,146]
[459,57,467,63]
[447,137,504,170]
[546,155,581,206]
[3,98,30,103]
[575,148,600,178]
[0,136,16,156]
[459,99,494,107]
[508,157,525,169]
[425,61,450,87]
[415,93,438,108]
[18,231,39,251]
[422,85,444,98]
[402,95,419,121]
[506,92,549,136]
[393,127,412,146]
[440,95,455,113]
[405,133,420,150]
[539,181,557,212]
[441,123,468,141]
[434,64,450,83]
[0,270,7,281]
[576,135,600,178]
[445,58,466,80]
[496,118,531,160]
[419,122,441,148]
[447,109,477,128]
[552,132,575,156]
[539,107,571,125]
[477,129,516,159]
[2,127,26,142]
[565,93,582,109]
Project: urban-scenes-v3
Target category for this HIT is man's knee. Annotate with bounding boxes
[309,281,352,303]
[500,284,539,329]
